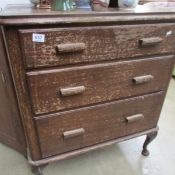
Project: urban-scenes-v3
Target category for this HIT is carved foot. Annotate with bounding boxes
[142,130,158,157]
[32,166,43,175]
[142,147,150,156]
[31,164,48,175]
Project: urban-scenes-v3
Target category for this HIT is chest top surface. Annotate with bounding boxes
[1,4,175,26]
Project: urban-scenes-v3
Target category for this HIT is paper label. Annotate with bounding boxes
[166,31,172,37]
[32,33,45,43]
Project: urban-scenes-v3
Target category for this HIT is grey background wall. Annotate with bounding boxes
[0,0,31,9]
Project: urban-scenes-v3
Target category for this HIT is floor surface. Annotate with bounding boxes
[0,79,175,175]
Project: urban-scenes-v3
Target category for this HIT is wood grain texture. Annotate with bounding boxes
[3,15,175,26]
[0,26,26,155]
[19,24,175,68]
[35,92,163,158]
[27,55,174,115]
[28,127,158,167]
[2,6,175,26]
[60,86,86,97]
[0,9,175,170]
[56,43,86,53]
[5,29,41,160]
[139,37,163,46]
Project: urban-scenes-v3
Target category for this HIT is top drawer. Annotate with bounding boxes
[19,24,175,69]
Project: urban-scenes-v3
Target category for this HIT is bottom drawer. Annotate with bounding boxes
[35,92,163,158]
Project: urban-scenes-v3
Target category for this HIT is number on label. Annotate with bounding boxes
[32,33,45,43]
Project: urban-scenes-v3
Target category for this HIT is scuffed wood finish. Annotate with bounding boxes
[35,92,163,158]
[28,127,158,167]
[5,29,41,160]
[60,86,86,97]
[19,24,175,68]
[1,6,175,174]
[56,43,86,54]
[139,37,163,47]
[2,6,175,26]
[0,27,26,154]
[3,14,175,26]
[27,55,174,115]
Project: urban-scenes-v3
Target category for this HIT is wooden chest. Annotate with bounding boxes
[0,5,175,175]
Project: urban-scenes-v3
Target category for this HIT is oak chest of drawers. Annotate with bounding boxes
[0,5,175,175]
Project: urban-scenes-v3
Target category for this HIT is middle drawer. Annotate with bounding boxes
[26,55,174,115]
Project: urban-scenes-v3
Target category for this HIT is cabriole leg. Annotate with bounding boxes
[142,130,158,156]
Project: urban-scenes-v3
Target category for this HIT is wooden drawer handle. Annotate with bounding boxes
[56,43,86,53]
[133,75,154,85]
[126,114,144,123]
[63,128,85,139]
[60,86,85,97]
[139,37,163,47]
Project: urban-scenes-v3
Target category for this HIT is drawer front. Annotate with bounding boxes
[19,24,175,68]
[35,92,163,158]
[27,55,174,115]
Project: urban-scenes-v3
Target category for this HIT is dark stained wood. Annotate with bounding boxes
[27,55,174,115]
[3,14,175,26]
[28,127,159,167]
[4,28,41,160]
[142,130,158,156]
[0,27,26,154]
[19,24,175,68]
[2,5,175,26]
[0,6,175,174]
[35,92,163,158]
[56,43,86,54]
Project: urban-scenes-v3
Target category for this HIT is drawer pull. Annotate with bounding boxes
[56,43,86,53]
[133,75,154,85]
[63,128,85,139]
[126,114,144,123]
[139,37,163,47]
[60,86,85,97]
